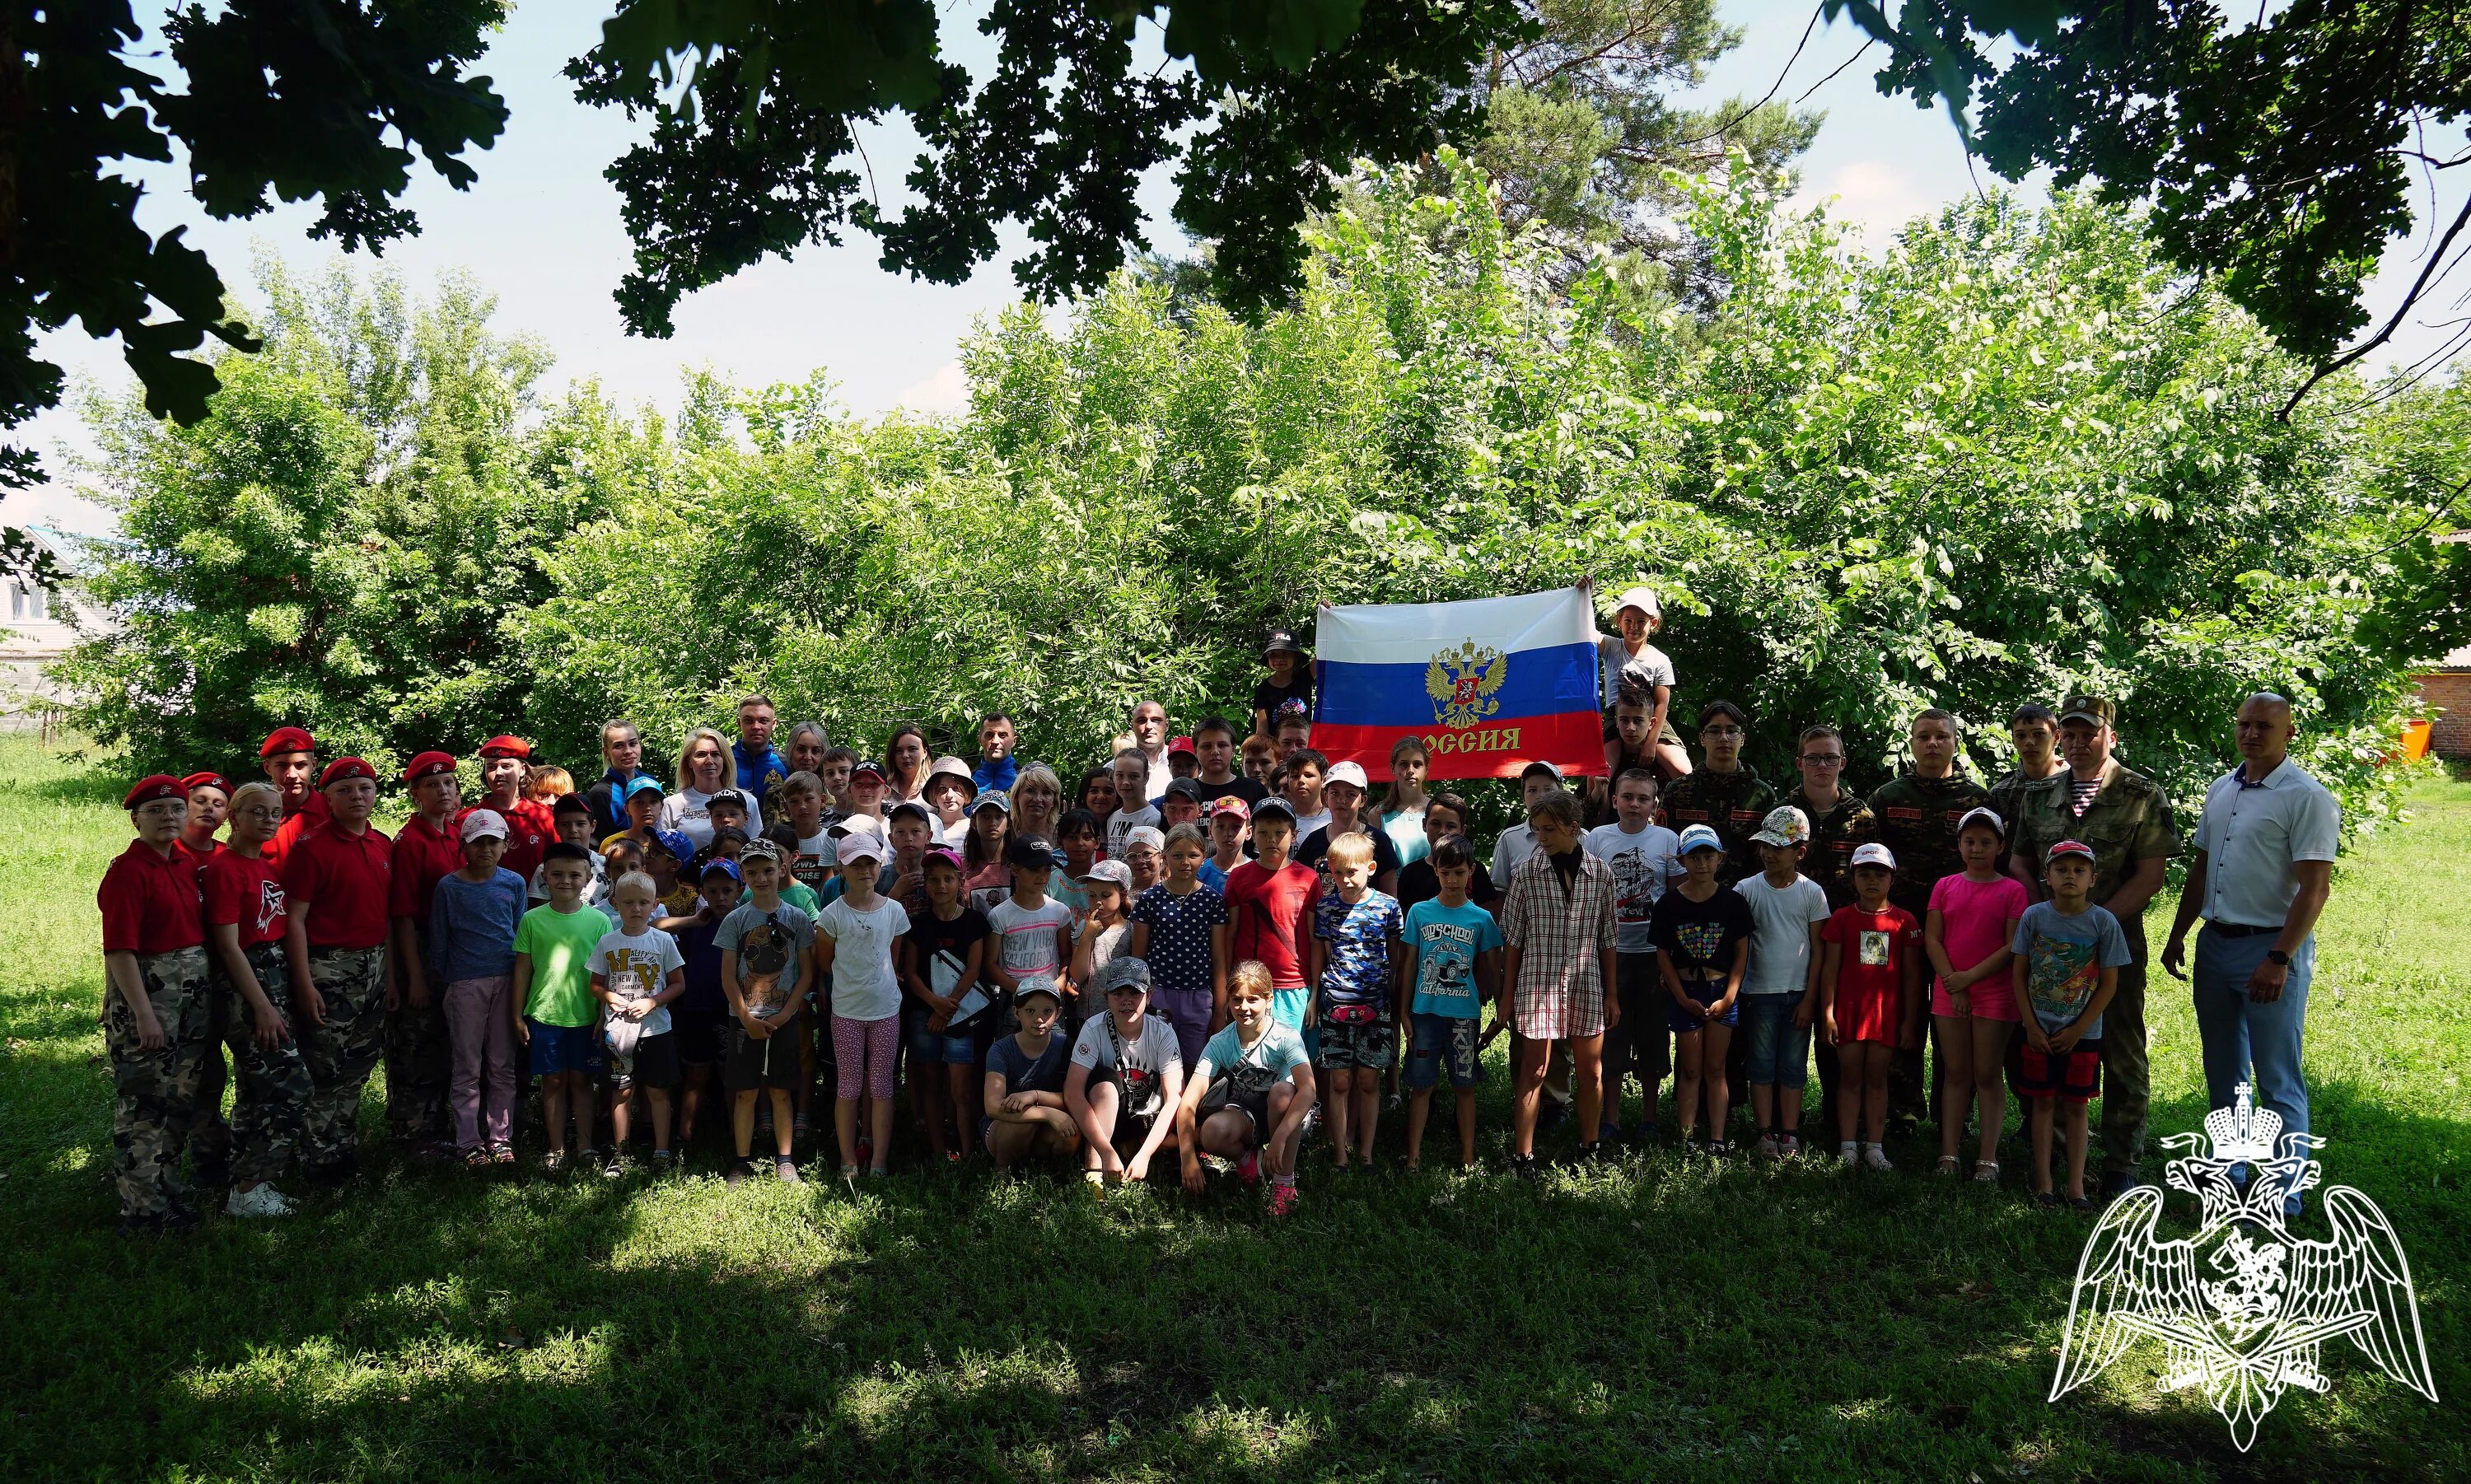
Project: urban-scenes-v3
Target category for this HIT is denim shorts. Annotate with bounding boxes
[903,1003,980,1066]
[1740,995,1810,1089]
[526,1020,605,1077]
[1667,976,1740,1034]
[1404,1010,1482,1090]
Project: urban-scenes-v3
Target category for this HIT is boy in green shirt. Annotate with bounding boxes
[513,842,616,1172]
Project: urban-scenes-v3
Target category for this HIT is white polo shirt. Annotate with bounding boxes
[2191,758,2339,929]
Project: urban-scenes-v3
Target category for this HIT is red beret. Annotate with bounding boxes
[477,735,531,761]
[259,726,316,759]
[124,774,186,810]
[320,757,376,790]
[404,750,458,783]
[180,771,233,796]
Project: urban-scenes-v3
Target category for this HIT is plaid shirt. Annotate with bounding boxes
[1499,848,1619,1038]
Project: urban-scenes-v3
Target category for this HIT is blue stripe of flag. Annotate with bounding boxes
[1315,642,1601,730]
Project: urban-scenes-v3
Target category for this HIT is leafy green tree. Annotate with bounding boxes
[5,0,509,584]
[54,263,607,774]
[1825,0,2471,408]
[1468,0,1819,250]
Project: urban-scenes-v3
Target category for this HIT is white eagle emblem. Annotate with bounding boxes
[2052,1083,2436,1450]
[1424,642,1506,731]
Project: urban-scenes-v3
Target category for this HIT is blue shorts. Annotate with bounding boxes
[1740,995,1810,1088]
[1668,978,1740,1034]
[903,1004,979,1066]
[1404,1011,1483,1090]
[527,1020,605,1077]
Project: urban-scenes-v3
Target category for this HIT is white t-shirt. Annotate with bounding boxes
[530,853,610,907]
[590,926,684,1036]
[987,897,1076,982]
[1493,822,1537,882]
[1105,804,1161,861]
[658,785,765,851]
[818,896,911,1021]
[1596,634,1676,706]
[1583,821,1684,954]
[1070,1010,1184,1117]
[1732,873,1832,996]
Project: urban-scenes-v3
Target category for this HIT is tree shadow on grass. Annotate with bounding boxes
[1,1066,2460,1481]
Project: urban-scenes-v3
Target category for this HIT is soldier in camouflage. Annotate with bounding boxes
[1866,710,1992,1135]
[1988,702,2066,837]
[2008,694,2179,1197]
[97,775,213,1234]
[1660,701,1777,891]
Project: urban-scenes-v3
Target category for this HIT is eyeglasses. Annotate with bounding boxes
[1701,726,1743,737]
[1799,754,1844,766]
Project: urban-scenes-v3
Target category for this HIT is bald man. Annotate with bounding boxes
[2162,693,2338,1217]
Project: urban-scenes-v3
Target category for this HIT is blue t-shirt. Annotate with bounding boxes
[2011,900,2131,1038]
[1402,898,1503,1019]
[988,1029,1070,1095]
[1130,883,1228,998]
[1194,1020,1311,1085]
[973,755,1021,795]
[1312,889,1401,1008]
[674,915,726,1017]
[427,868,529,982]
[1197,858,1229,892]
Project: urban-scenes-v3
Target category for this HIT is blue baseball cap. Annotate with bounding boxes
[623,776,666,800]
[648,828,695,863]
[1677,823,1724,855]
[698,856,743,883]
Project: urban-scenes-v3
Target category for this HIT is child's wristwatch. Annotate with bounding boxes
[2265,949,2291,967]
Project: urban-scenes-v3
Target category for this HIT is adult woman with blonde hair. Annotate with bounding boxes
[1011,762,1066,844]
[659,726,764,849]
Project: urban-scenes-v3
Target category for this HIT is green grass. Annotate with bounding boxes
[1,735,2463,1482]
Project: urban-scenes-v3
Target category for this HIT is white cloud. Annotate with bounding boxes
[894,358,971,416]
[1798,159,1937,246]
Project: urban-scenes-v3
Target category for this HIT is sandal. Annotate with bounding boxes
[1974,1161,2001,1183]
[490,1144,516,1166]
[462,1147,491,1171]
[542,1150,568,1173]
[1936,1155,1961,1176]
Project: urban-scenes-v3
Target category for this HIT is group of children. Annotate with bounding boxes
[96,618,2135,1230]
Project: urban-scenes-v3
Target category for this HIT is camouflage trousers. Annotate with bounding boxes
[295,945,387,1177]
[2100,956,2151,1178]
[384,929,452,1143]
[189,941,315,1186]
[103,946,213,1220]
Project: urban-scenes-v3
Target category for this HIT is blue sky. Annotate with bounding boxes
[20,2,2466,537]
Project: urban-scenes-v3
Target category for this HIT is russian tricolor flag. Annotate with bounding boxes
[1313,587,1605,781]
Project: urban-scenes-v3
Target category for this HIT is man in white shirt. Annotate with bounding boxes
[2162,693,2338,1216]
[1129,700,1172,803]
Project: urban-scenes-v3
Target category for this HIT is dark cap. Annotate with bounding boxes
[1264,628,1306,656]
[1005,834,1058,870]
[2058,693,2115,728]
[1162,777,1203,804]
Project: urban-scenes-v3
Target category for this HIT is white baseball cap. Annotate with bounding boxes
[1850,842,1898,870]
[459,809,509,843]
[1614,586,1661,619]
[1325,760,1369,791]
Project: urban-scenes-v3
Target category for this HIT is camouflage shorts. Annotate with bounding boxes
[295,945,387,1177]
[103,945,213,1221]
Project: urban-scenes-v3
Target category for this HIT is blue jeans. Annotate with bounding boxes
[2191,925,2312,1214]
[1740,996,1810,1089]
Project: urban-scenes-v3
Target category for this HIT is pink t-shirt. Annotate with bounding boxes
[1927,871,2029,994]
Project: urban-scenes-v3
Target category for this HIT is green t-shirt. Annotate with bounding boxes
[516,902,615,1027]
[779,879,823,917]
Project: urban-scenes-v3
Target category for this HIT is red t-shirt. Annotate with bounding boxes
[1224,859,1321,990]
[202,850,288,948]
[179,835,223,864]
[465,796,553,882]
[389,813,465,925]
[98,840,205,955]
[264,790,330,873]
[1822,903,1921,1043]
[281,821,395,950]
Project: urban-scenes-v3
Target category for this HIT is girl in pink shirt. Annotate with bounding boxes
[1925,807,2030,1180]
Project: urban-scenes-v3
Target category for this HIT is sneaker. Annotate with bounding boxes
[1757,1134,1780,1162]
[724,1160,754,1187]
[2033,1190,2064,1209]
[1266,1179,1301,1217]
[1778,1133,1800,1159]
[1510,1153,1539,1181]
[2068,1194,2098,1213]
[650,1150,675,1174]
[775,1158,802,1184]
[542,1150,569,1174]
[1862,1144,1894,1173]
[1574,1141,1603,1164]
[1234,1150,1263,1187]
[1838,1142,1859,1167]
[1705,1140,1729,1159]
[225,1184,297,1219]
[601,1151,626,1178]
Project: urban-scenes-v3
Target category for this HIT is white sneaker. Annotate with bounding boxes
[1838,1142,1859,1167]
[226,1184,297,1218]
[1862,1144,1894,1173]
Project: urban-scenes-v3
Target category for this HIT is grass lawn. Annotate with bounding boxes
[1,735,2462,1482]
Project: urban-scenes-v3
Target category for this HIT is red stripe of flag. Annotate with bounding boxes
[1309,711,1605,782]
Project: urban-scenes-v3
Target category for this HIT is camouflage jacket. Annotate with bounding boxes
[1662,764,1778,887]
[1868,771,1992,917]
